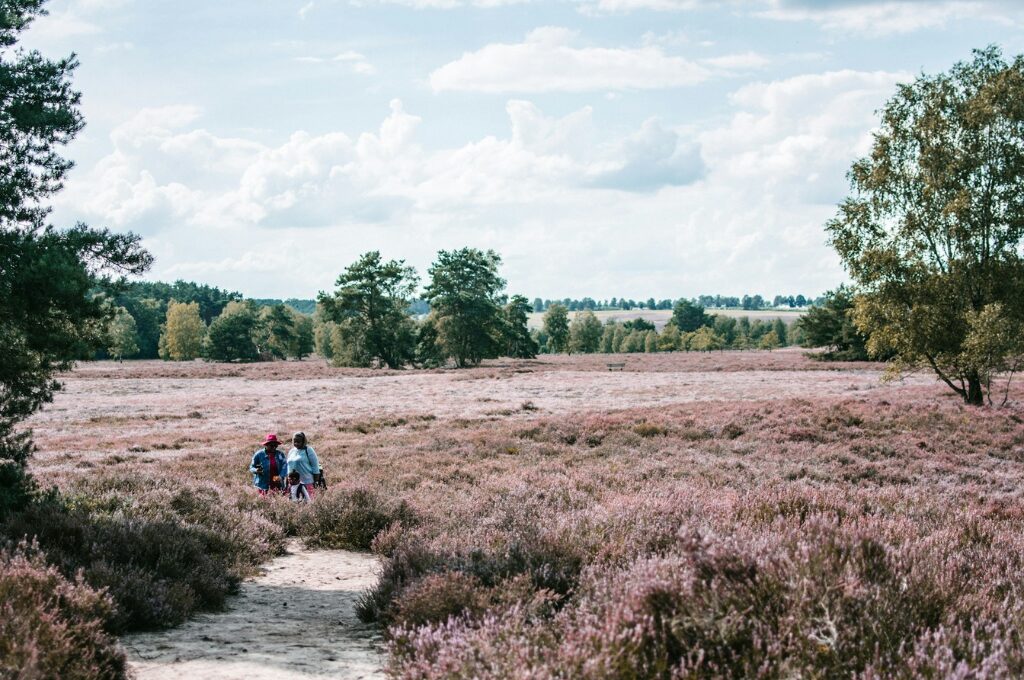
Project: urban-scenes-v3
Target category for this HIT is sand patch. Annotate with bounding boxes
[124,540,384,679]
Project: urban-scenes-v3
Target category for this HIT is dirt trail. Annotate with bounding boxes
[124,541,385,679]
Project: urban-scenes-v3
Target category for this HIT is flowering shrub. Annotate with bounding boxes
[18,354,1024,675]
[301,486,415,550]
[0,543,126,680]
[1,479,284,631]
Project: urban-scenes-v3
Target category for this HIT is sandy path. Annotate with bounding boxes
[123,541,385,679]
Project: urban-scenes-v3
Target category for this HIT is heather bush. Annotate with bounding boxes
[1,478,284,631]
[23,353,1024,675]
[300,486,415,550]
[0,544,127,680]
[392,571,490,628]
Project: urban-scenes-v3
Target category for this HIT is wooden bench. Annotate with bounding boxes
[606,362,625,371]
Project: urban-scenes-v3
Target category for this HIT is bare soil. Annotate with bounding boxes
[123,540,384,679]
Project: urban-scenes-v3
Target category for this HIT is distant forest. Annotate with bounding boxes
[530,294,823,312]
[106,277,825,362]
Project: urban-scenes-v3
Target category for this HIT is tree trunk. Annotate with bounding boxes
[966,375,985,406]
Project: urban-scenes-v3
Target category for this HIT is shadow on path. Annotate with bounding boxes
[124,541,384,679]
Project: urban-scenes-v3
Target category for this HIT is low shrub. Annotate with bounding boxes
[0,543,127,680]
[393,571,490,629]
[300,486,415,551]
[1,479,284,632]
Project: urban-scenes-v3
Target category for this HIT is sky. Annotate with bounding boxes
[19,0,1024,300]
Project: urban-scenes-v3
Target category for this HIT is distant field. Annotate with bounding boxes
[526,307,805,330]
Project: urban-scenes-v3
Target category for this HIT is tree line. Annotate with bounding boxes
[530,293,822,313]
[105,262,860,365]
[537,300,800,355]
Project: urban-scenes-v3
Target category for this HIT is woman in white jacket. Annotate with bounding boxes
[286,431,322,498]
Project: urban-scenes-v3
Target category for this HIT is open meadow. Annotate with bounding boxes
[16,350,1024,677]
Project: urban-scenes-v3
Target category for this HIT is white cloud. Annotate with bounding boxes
[757,0,1018,34]
[702,69,906,189]
[577,0,702,13]
[59,96,703,236]
[428,27,770,93]
[575,0,1022,33]
[54,69,910,298]
[348,0,530,6]
[24,0,132,42]
[702,51,771,70]
[298,1,315,18]
[294,50,377,75]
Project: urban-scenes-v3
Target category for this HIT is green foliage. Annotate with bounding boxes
[671,299,712,332]
[116,297,161,359]
[502,295,538,359]
[423,248,506,368]
[689,326,725,352]
[759,330,781,350]
[205,300,260,362]
[713,315,738,346]
[569,311,603,354]
[113,280,241,358]
[158,301,205,361]
[658,323,682,351]
[600,323,615,353]
[827,47,1024,404]
[798,286,870,360]
[289,311,315,359]
[318,251,419,368]
[256,303,296,360]
[250,298,316,315]
[415,314,448,368]
[0,0,151,515]
[313,314,337,360]
[622,318,655,332]
[543,304,570,353]
[643,330,658,353]
[771,318,788,346]
[106,306,138,361]
[960,303,1024,405]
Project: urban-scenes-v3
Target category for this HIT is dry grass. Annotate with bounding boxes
[19,351,1024,677]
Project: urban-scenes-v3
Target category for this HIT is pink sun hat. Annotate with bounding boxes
[262,433,281,446]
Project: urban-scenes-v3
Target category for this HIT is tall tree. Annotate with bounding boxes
[159,301,205,361]
[543,303,570,353]
[797,286,869,360]
[257,303,296,359]
[106,306,139,361]
[502,294,539,359]
[288,311,315,359]
[1,0,151,514]
[205,301,259,362]
[828,47,1024,404]
[318,251,419,368]
[423,248,506,368]
[568,310,603,354]
[671,299,712,332]
[771,318,788,346]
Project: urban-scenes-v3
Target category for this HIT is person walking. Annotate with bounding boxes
[250,433,287,495]
[286,431,322,499]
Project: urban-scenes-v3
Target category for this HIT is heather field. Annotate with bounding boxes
[21,351,1024,678]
